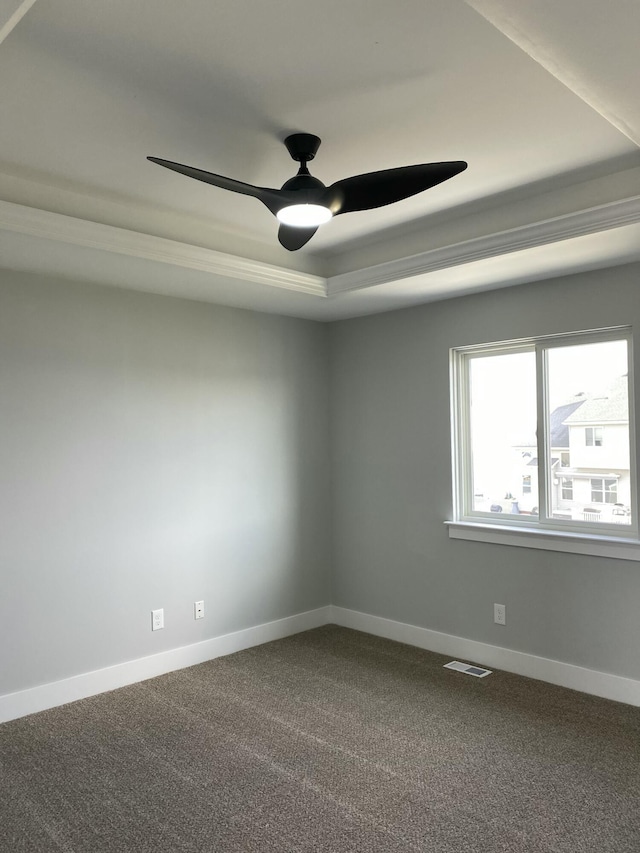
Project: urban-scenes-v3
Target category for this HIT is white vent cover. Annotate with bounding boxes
[444,660,492,678]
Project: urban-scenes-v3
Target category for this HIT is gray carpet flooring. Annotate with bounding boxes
[1,625,639,852]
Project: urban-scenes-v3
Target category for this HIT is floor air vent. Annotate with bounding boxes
[444,660,492,678]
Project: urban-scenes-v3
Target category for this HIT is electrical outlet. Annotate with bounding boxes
[494,603,506,626]
[151,608,164,631]
[194,600,204,620]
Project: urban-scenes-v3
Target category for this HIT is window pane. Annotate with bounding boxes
[547,340,631,525]
[561,477,573,500]
[590,479,604,503]
[468,351,538,516]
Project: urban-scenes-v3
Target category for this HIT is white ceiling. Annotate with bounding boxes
[0,0,639,320]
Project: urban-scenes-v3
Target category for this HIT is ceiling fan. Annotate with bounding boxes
[148,134,467,251]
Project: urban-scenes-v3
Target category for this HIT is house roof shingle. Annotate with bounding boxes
[513,376,628,449]
[563,375,629,425]
[549,398,586,448]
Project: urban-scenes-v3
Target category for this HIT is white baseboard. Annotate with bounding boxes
[3,603,639,723]
[330,606,640,707]
[0,606,332,724]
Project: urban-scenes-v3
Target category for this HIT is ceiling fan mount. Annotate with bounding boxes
[148,134,467,251]
[283,132,322,164]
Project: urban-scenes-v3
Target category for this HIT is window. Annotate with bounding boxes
[561,477,573,500]
[450,327,636,540]
[586,427,603,446]
[591,477,617,504]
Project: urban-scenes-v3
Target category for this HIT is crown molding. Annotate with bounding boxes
[0,200,327,298]
[327,195,640,295]
[3,195,640,310]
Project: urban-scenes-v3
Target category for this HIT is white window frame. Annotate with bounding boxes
[448,327,640,560]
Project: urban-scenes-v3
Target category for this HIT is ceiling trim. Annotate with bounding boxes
[464,0,640,147]
[0,200,327,297]
[3,194,640,310]
[0,0,39,45]
[327,195,640,295]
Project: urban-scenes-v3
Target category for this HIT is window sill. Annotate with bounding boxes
[445,521,640,562]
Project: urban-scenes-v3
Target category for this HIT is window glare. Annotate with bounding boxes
[546,340,628,410]
[469,351,537,515]
[547,339,631,526]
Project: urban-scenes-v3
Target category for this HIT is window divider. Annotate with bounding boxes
[535,343,549,523]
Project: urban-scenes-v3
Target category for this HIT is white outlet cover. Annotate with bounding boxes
[151,608,164,631]
[194,600,204,619]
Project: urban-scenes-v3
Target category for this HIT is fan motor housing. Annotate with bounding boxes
[281,173,326,192]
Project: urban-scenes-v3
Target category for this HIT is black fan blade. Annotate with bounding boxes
[278,224,318,251]
[327,161,467,215]
[147,156,286,215]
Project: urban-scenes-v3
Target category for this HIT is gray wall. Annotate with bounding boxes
[0,271,331,696]
[3,260,640,700]
[330,262,640,681]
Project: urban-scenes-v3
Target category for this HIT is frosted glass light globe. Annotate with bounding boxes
[276,204,333,227]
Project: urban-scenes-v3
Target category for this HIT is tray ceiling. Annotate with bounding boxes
[0,0,639,319]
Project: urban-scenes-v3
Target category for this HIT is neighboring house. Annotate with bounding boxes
[514,377,631,522]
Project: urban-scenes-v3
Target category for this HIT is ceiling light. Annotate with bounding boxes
[276,204,333,228]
